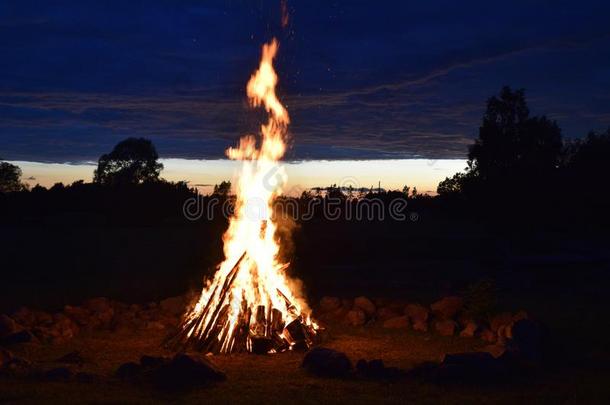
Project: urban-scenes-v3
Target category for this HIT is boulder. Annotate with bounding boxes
[412,320,429,332]
[63,305,91,327]
[116,362,142,381]
[0,347,12,369]
[150,354,225,390]
[302,347,352,378]
[355,358,403,380]
[55,351,85,365]
[0,330,34,346]
[34,311,54,326]
[430,296,463,320]
[43,367,74,381]
[459,321,479,338]
[159,296,186,316]
[346,309,366,327]
[83,297,112,313]
[353,296,376,317]
[319,296,342,313]
[0,315,20,338]
[11,307,35,328]
[434,320,457,336]
[382,316,409,329]
[404,304,429,323]
[433,352,506,383]
[480,328,497,343]
[481,344,506,358]
[490,312,513,333]
[510,318,544,362]
[377,307,401,322]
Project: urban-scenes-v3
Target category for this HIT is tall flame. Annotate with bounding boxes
[181,39,313,353]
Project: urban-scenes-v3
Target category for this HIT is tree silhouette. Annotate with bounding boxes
[0,161,26,193]
[468,86,562,183]
[94,138,163,185]
[213,181,231,196]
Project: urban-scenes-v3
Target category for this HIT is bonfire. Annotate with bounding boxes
[167,39,318,354]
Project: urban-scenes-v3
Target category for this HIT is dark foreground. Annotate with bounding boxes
[1,316,609,404]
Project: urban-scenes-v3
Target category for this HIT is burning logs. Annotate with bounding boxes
[165,252,319,355]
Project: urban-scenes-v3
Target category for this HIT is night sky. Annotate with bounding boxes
[1,0,610,163]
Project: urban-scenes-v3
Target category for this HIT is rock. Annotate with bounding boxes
[55,351,85,365]
[34,311,54,326]
[43,367,74,381]
[353,296,376,317]
[480,328,496,343]
[377,307,401,322]
[430,296,463,320]
[404,303,429,323]
[341,298,354,311]
[481,344,507,358]
[0,329,34,346]
[433,352,506,383]
[459,321,479,338]
[150,354,225,390]
[382,316,409,329]
[490,312,513,333]
[159,296,186,316]
[63,305,91,327]
[510,319,544,362]
[75,372,100,383]
[412,320,429,332]
[140,355,169,369]
[0,347,12,368]
[11,307,35,328]
[116,362,142,381]
[434,320,457,336]
[346,309,366,326]
[84,297,112,313]
[355,358,403,380]
[302,347,352,378]
[319,296,342,313]
[0,315,20,338]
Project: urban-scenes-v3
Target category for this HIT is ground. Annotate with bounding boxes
[1,321,609,404]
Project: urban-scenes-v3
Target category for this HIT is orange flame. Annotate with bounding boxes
[182,38,313,353]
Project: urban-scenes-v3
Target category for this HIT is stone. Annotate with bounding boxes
[430,296,463,320]
[490,312,513,333]
[319,296,342,313]
[434,320,457,336]
[43,367,74,381]
[459,321,479,338]
[433,352,506,383]
[0,329,34,346]
[116,362,142,381]
[83,297,112,313]
[382,316,409,329]
[377,307,401,322]
[346,309,366,326]
[159,296,186,316]
[341,298,354,310]
[0,347,12,368]
[55,351,85,365]
[302,347,352,378]
[140,355,169,369]
[353,296,376,317]
[0,315,20,338]
[510,318,544,362]
[481,344,507,358]
[480,327,496,343]
[404,303,429,323]
[11,307,35,327]
[63,305,91,326]
[150,354,225,390]
[412,319,429,332]
[355,358,403,380]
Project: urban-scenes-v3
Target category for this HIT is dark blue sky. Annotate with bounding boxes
[1,0,609,162]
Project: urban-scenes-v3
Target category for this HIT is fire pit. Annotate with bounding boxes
[167,39,318,354]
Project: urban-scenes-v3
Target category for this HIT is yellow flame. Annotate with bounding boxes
[183,38,312,353]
